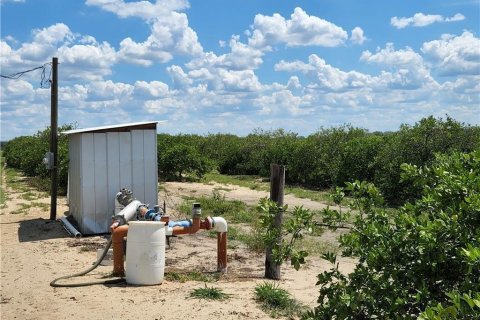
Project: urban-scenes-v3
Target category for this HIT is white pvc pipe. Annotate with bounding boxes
[212,217,228,232]
[60,216,82,238]
[114,200,142,225]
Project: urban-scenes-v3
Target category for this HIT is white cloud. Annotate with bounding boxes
[88,0,203,65]
[144,98,184,115]
[391,12,466,29]
[361,43,436,89]
[254,90,312,116]
[218,69,261,92]
[0,0,25,4]
[276,54,372,91]
[86,81,133,101]
[446,13,466,22]
[167,65,193,89]
[57,42,117,80]
[85,0,189,20]
[134,80,170,98]
[421,31,480,76]
[361,43,423,67]
[1,23,117,81]
[248,7,348,49]
[350,27,367,45]
[186,35,263,71]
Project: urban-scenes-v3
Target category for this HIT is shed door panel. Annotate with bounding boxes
[143,130,158,208]
[106,132,121,217]
[131,130,145,203]
[119,132,133,191]
[80,133,96,234]
[93,133,108,233]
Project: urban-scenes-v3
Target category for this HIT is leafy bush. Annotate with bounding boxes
[306,150,480,319]
[257,198,314,271]
[374,116,480,205]
[3,125,73,195]
[157,134,213,180]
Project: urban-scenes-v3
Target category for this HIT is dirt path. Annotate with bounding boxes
[1,176,355,320]
[161,181,338,216]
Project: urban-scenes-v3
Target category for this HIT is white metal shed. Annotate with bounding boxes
[64,122,158,234]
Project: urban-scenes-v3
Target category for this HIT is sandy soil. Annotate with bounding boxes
[1,176,355,320]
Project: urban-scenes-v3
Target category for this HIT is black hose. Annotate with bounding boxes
[50,238,126,287]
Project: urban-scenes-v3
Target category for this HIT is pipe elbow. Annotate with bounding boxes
[112,225,129,242]
[212,217,227,233]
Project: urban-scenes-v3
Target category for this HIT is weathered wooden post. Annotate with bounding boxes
[265,164,285,280]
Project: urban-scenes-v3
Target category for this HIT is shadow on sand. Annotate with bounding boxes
[17,218,69,242]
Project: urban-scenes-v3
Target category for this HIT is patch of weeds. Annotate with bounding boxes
[14,201,50,214]
[0,187,8,209]
[285,186,334,204]
[254,282,304,318]
[236,223,265,253]
[190,284,231,301]
[165,271,220,283]
[295,236,339,256]
[309,223,325,237]
[178,191,255,224]
[227,242,239,250]
[79,246,94,252]
[202,173,269,191]
[5,168,30,193]
[20,191,41,201]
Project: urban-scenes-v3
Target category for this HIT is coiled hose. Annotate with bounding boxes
[50,238,126,287]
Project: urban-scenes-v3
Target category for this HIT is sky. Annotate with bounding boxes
[1,0,479,140]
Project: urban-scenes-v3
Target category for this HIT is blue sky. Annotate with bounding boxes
[1,0,479,140]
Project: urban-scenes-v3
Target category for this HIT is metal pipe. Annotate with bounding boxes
[112,225,129,277]
[60,216,82,238]
[217,232,227,272]
[112,200,142,227]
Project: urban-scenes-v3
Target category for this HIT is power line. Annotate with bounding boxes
[1,62,52,88]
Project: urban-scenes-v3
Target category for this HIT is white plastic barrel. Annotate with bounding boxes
[125,221,166,285]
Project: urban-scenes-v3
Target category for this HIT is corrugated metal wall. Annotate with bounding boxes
[69,129,158,234]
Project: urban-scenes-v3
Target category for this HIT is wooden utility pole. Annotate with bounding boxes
[265,164,285,280]
[49,57,58,221]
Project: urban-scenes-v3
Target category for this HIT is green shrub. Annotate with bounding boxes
[306,150,480,319]
[2,125,73,195]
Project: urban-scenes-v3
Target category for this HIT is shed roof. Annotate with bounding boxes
[63,121,160,135]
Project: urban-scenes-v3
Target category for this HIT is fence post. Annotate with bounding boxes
[265,164,285,280]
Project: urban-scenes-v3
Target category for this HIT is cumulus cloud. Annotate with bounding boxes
[276,54,372,91]
[85,0,189,20]
[360,43,435,89]
[391,12,466,29]
[1,23,117,81]
[186,35,264,71]
[350,27,367,45]
[88,0,203,65]
[133,80,170,98]
[167,65,193,89]
[248,7,348,49]
[421,31,480,76]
